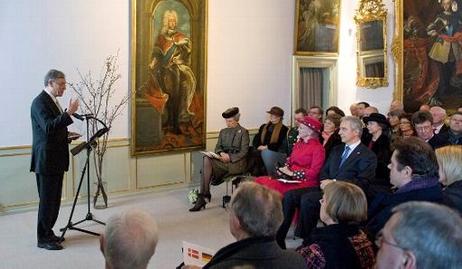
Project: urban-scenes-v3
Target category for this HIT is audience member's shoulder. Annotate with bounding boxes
[238,125,249,133]
[332,143,346,151]
[279,249,307,269]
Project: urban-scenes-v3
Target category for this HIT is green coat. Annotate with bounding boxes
[215,124,249,174]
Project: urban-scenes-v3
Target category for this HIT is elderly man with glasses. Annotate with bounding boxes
[375,201,462,269]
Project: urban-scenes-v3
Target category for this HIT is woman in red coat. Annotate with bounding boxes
[255,116,325,195]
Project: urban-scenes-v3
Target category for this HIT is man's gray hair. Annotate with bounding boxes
[230,182,283,237]
[44,69,65,87]
[103,209,159,269]
[391,202,462,269]
[341,116,363,137]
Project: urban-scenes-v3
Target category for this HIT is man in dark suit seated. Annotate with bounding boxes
[189,107,249,212]
[412,110,446,149]
[276,116,377,248]
[30,69,80,250]
[182,182,306,269]
[366,137,443,238]
[435,112,462,146]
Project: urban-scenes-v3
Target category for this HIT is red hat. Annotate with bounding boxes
[297,116,322,133]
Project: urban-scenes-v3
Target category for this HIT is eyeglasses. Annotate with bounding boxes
[414,125,432,132]
[375,231,406,251]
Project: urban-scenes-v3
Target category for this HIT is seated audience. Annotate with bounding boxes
[190,107,249,212]
[325,106,345,117]
[356,101,370,119]
[362,113,392,197]
[276,116,377,248]
[387,109,405,142]
[251,106,288,177]
[287,108,307,155]
[430,106,449,134]
[389,100,404,112]
[321,114,342,159]
[255,116,325,195]
[297,182,375,269]
[360,106,379,143]
[419,104,430,111]
[435,112,462,146]
[435,145,462,213]
[397,113,415,139]
[308,105,324,122]
[375,202,462,269]
[366,137,443,238]
[363,106,379,118]
[350,103,359,117]
[182,182,306,269]
[100,209,158,269]
[411,111,446,149]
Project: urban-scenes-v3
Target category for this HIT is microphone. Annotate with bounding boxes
[72,113,94,121]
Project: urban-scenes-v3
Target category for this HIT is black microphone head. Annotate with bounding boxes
[72,113,84,121]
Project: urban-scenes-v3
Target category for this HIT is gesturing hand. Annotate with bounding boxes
[67,98,79,115]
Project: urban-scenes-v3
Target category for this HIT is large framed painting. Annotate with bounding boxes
[131,0,207,155]
[393,0,462,112]
[294,0,341,55]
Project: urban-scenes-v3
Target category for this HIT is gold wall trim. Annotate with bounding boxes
[393,0,403,101]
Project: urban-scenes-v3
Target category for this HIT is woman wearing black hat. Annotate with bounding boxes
[189,107,250,212]
[363,113,392,199]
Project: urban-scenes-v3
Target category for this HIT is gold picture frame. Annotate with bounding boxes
[294,0,342,55]
[354,0,388,89]
[393,0,462,112]
[130,0,207,156]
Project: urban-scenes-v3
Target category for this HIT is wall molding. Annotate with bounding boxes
[0,129,258,213]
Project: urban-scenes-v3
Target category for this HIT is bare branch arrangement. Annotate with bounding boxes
[68,51,129,208]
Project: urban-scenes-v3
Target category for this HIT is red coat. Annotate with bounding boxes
[255,138,325,195]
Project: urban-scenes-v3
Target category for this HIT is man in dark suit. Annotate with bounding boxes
[30,69,79,250]
[412,111,446,149]
[366,137,443,238]
[276,116,377,248]
[182,182,306,269]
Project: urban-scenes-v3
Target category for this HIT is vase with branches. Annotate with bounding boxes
[68,52,129,208]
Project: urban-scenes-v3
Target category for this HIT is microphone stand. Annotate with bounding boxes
[60,115,108,239]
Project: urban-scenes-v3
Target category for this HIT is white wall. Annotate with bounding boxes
[0,0,295,147]
[0,0,397,148]
[0,0,130,147]
[337,0,395,114]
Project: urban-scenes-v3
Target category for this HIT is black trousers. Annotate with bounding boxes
[276,186,322,248]
[36,173,64,243]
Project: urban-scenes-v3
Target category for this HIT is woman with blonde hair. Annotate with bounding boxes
[296,181,375,269]
[435,145,462,213]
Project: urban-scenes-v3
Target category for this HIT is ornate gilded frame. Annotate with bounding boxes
[354,0,388,88]
[130,0,207,156]
[392,0,403,101]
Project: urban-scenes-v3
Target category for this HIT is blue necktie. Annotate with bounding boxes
[340,146,351,167]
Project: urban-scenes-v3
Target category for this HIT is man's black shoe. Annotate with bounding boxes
[50,235,65,243]
[37,241,63,250]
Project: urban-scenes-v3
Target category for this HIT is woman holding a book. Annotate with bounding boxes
[255,116,325,195]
